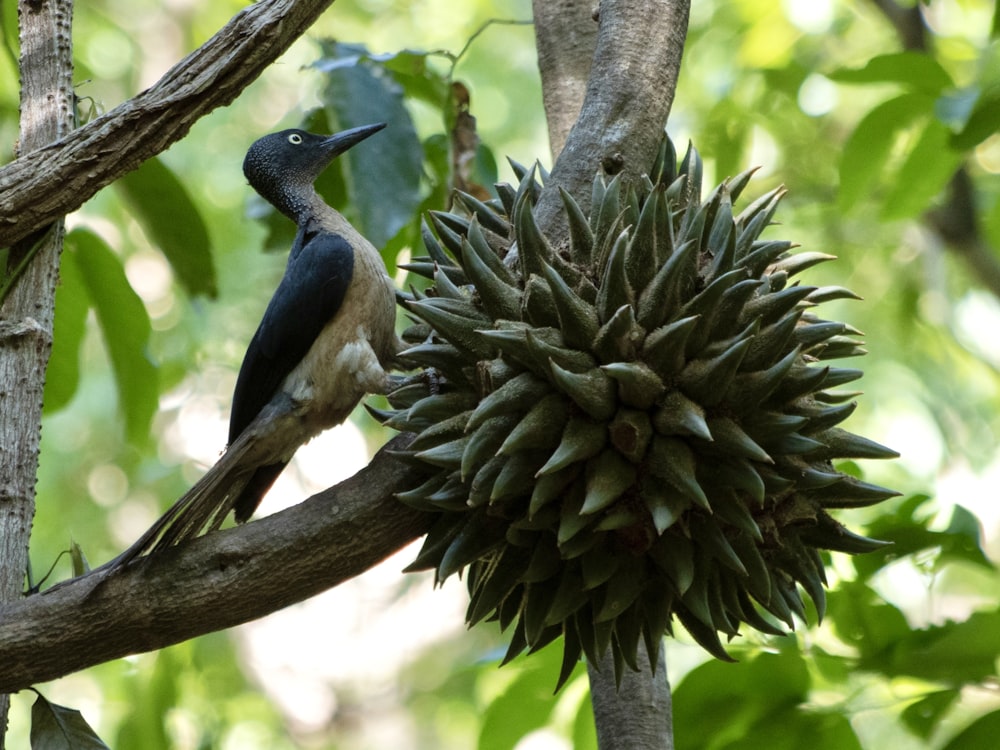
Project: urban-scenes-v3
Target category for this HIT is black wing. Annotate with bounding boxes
[229,230,354,443]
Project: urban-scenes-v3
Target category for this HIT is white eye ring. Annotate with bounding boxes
[288,133,303,144]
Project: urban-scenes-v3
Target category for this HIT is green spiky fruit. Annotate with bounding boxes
[386,137,898,688]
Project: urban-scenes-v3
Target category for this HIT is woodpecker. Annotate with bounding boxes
[112,123,397,566]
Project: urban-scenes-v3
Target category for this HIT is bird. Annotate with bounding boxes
[108,123,398,568]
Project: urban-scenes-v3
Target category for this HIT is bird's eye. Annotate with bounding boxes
[288,133,303,145]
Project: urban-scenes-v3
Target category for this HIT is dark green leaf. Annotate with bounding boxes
[838,93,931,211]
[942,709,1000,750]
[43,248,89,413]
[951,89,1000,149]
[828,51,954,95]
[723,707,862,750]
[68,229,158,445]
[901,690,959,739]
[116,156,217,298]
[317,40,424,249]
[30,692,110,750]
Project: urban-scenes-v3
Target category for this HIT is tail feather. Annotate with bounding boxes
[104,394,309,573]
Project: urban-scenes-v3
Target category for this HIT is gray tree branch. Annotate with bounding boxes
[0,0,75,742]
[533,3,690,748]
[0,436,430,693]
[0,0,339,250]
[531,0,599,159]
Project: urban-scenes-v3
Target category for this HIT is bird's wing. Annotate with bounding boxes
[229,230,355,443]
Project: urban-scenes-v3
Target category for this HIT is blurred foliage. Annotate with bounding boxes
[6,0,1000,748]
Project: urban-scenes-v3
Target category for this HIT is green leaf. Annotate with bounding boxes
[828,51,954,95]
[116,156,217,298]
[30,691,111,749]
[723,708,862,750]
[478,653,560,750]
[854,496,994,579]
[901,690,959,739]
[950,89,1000,149]
[67,229,158,445]
[43,248,89,413]
[942,709,1000,750]
[838,93,931,211]
[881,119,963,220]
[316,40,424,249]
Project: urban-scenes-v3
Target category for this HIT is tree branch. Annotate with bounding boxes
[0,435,431,693]
[1,0,75,741]
[533,0,690,240]
[531,3,689,748]
[0,0,339,249]
[588,643,673,750]
[531,0,599,159]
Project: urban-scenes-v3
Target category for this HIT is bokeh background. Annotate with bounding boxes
[4,0,1000,747]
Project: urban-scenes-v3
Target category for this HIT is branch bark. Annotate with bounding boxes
[531,0,598,159]
[588,643,673,750]
[0,0,339,250]
[533,3,689,748]
[0,436,430,692]
[0,0,75,742]
[533,0,690,240]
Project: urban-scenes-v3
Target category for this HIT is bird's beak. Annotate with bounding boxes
[323,123,387,157]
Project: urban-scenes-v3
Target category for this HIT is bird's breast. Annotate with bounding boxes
[281,246,396,433]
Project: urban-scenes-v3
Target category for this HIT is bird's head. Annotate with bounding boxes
[243,123,386,220]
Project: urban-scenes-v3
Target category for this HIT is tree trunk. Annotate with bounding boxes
[0,0,74,743]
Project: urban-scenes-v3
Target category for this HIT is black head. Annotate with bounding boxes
[242,123,386,220]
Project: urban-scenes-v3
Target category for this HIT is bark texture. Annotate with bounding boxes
[0,0,75,742]
[588,643,673,750]
[532,0,599,158]
[0,436,430,692]
[534,3,690,748]
[0,0,338,250]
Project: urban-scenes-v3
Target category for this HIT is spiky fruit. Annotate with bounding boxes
[386,137,898,688]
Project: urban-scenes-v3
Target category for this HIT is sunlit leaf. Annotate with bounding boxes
[316,40,424,249]
[828,51,954,95]
[838,93,931,211]
[478,653,560,750]
[881,119,963,220]
[43,247,89,413]
[30,691,110,750]
[67,229,158,445]
[854,496,994,579]
[724,708,862,750]
[116,156,217,298]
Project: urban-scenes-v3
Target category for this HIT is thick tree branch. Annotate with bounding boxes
[532,3,689,748]
[1,0,75,742]
[0,436,431,693]
[533,0,690,240]
[531,0,598,159]
[588,643,673,750]
[0,0,339,249]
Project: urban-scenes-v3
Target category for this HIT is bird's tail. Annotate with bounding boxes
[102,394,309,573]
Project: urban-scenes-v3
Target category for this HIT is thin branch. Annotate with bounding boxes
[0,0,339,249]
[0,436,431,693]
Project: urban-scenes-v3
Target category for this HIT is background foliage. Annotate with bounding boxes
[4,0,1000,748]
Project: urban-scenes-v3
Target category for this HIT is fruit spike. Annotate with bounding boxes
[387,133,897,689]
